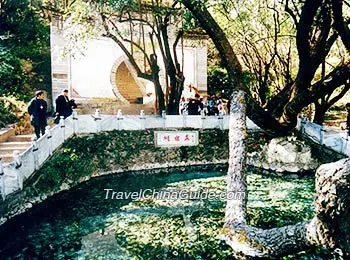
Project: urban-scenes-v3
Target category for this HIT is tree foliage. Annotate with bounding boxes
[180,0,350,258]
[0,0,51,101]
[46,0,200,115]
[0,0,51,126]
[209,0,349,123]
[207,65,230,98]
[210,0,298,106]
[182,0,350,135]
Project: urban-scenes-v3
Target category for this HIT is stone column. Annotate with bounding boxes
[312,158,350,257]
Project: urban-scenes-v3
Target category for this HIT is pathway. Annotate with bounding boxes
[0,134,34,163]
[74,99,155,115]
[0,102,155,164]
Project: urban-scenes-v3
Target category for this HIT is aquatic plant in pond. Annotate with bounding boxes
[110,172,315,259]
[0,169,315,259]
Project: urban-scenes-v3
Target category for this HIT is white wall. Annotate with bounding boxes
[51,17,208,101]
[176,45,207,92]
[177,47,197,86]
[70,38,124,98]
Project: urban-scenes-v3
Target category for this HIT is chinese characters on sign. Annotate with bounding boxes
[154,131,199,147]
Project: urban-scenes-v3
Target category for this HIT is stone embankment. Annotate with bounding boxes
[0,127,344,227]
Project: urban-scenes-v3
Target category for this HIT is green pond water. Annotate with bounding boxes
[0,168,317,260]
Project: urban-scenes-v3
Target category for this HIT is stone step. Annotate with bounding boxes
[7,134,35,142]
[119,95,142,100]
[116,87,141,92]
[0,128,15,143]
[0,142,33,148]
[78,102,155,115]
[117,106,155,115]
[119,94,142,98]
[0,147,28,154]
[121,95,142,99]
[0,154,14,163]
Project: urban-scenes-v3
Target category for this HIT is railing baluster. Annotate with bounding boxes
[0,159,5,200]
[32,138,39,171]
[94,109,101,132]
[13,150,23,190]
[60,116,65,140]
[45,126,53,156]
[140,110,146,130]
[72,109,78,134]
[162,110,166,128]
[117,109,123,130]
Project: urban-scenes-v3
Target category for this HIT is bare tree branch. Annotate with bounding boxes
[122,38,152,67]
[101,14,152,80]
[331,0,350,52]
[284,0,298,26]
[327,82,350,107]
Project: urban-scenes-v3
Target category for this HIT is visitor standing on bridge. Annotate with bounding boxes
[54,89,76,123]
[27,90,48,139]
[187,94,203,115]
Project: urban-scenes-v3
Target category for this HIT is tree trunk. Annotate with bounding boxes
[167,77,184,115]
[150,54,165,115]
[313,102,328,124]
[158,14,186,115]
[265,83,293,117]
[225,90,247,225]
[153,75,165,115]
[258,82,268,107]
[331,0,350,52]
[167,98,179,115]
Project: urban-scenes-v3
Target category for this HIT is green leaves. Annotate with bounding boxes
[0,98,17,127]
[105,0,137,12]
[111,170,314,259]
[207,65,230,98]
[0,0,51,103]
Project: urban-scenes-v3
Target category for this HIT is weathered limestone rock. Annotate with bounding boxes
[223,158,350,258]
[311,158,350,256]
[247,137,320,173]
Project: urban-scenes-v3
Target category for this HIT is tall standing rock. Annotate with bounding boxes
[312,158,350,257]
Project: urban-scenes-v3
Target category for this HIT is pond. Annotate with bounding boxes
[0,168,315,259]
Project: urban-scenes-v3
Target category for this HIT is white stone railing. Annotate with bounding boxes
[0,116,75,200]
[0,110,259,200]
[297,117,350,156]
[1,109,348,201]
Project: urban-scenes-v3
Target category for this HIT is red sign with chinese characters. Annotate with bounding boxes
[154,131,199,147]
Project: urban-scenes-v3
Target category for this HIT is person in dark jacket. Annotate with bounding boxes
[55,89,75,123]
[55,89,70,119]
[187,94,203,115]
[27,90,47,139]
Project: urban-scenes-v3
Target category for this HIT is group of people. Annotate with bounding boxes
[25,85,350,139]
[179,83,228,116]
[27,89,77,139]
[179,94,228,116]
